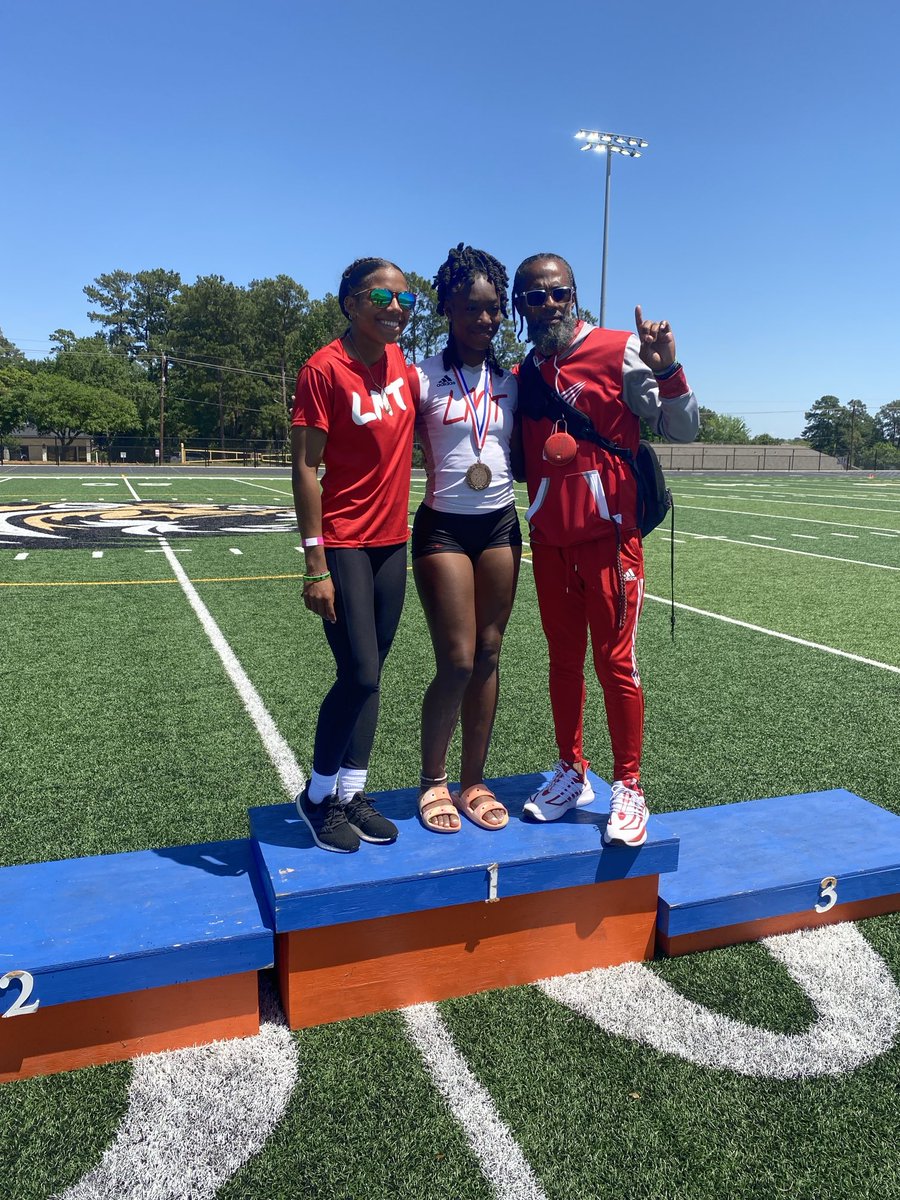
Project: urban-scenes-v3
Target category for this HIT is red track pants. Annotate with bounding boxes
[530,533,645,781]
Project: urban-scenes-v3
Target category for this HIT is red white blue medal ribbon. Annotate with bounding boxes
[452,364,493,454]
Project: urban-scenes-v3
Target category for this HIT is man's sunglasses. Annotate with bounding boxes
[352,287,417,310]
[517,286,575,308]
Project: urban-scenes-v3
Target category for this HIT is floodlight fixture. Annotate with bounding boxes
[574,128,649,326]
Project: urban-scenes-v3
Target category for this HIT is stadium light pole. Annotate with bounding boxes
[574,129,648,327]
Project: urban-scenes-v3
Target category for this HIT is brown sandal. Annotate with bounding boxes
[418,785,461,834]
[453,785,509,831]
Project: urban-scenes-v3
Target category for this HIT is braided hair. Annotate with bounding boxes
[433,243,510,376]
[512,253,578,338]
[338,257,403,318]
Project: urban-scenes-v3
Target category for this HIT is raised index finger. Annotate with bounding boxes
[634,304,644,331]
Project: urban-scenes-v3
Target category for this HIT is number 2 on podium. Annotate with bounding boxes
[0,970,40,1017]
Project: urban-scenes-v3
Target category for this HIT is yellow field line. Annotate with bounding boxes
[0,572,306,589]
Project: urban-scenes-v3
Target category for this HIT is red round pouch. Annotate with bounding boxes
[543,420,577,465]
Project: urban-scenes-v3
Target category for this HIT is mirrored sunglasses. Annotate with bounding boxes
[352,287,417,310]
[518,286,574,307]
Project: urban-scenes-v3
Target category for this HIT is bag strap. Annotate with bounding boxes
[519,353,637,469]
[521,351,678,640]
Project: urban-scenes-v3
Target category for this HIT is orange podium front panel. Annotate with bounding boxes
[278,874,659,1028]
[250,773,680,1029]
[0,840,274,1081]
[0,972,260,1083]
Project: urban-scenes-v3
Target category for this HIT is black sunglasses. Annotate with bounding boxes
[517,286,575,308]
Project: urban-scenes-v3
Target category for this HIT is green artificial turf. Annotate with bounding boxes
[2,470,900,1200]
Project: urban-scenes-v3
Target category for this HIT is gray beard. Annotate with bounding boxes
[528,311,579,356]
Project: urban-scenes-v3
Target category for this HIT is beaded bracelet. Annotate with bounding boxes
[302,571,331,584]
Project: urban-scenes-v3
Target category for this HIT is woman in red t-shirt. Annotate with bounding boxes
[291,257,418,853]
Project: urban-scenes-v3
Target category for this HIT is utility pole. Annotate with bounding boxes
[159,354,168,466]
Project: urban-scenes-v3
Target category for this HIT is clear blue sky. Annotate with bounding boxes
[3,0,899,438]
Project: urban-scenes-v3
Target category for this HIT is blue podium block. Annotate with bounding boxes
[656,789,900,955]
[0,840,274,1080]
[250,772,680,1027]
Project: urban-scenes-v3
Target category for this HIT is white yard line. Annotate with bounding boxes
[121,475,142,501]
[676,502,898,534]
[832,533,858,539]
[155,530,544,1192]
[675,492,900,517]
[791,534,819,540]
[14,552,28,561]
[92,551,103,559]
[749,534,776,540]
[157,538,305,797]
[873,532,900,538]
[675,531,899,571]
[643,594,900,673]
[402,1005,548,1200]
[229,477,292,497]
[229,548,243,555]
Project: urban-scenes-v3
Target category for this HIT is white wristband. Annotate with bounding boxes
[303,536,324,548]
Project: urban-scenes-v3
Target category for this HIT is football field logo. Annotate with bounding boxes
[0,502,296,548]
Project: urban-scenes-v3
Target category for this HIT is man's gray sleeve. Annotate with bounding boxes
[621,334,700,443]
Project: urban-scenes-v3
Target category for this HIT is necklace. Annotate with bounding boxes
[346,332,388,404]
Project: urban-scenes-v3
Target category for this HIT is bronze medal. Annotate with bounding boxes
[465,461,492,491]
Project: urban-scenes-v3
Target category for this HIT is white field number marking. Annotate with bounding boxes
[0,969,40,1016]
[815,875,838,913]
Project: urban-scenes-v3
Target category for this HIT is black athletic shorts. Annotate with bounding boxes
[411,502,522,562]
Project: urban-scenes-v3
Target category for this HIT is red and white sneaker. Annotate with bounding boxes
[523,761,595,822]
[604,778,649,847]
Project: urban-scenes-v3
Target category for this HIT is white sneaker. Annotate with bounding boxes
[604,778,649,847]
[523,761,595,822]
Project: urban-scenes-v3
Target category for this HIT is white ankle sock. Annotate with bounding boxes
[338,768,367,805]
[308,770,338,804]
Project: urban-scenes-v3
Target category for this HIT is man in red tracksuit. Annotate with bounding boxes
[513,253,698,845]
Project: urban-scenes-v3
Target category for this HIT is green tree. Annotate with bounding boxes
[802,395,846,456]
[494,318,527,369]
[129,269,182,360]
[83,270,135,353]
[84,268,181,366]
[170,275,247,448]
[0,327,25,364]
[401,273,447,363]
[246,275,310,410]
[752,432,780,445]
[294,293,346,369]
[845,398,876,468]
[50,334,158,440]
[25,372,138,457]
[0,364,31,459]
[875,400,900,447]
[49,329,77,353]
[696,408,751,443]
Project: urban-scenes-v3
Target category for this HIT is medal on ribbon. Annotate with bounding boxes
[453,364,494,490]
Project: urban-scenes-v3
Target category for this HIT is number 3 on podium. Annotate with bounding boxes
[815,876,838,914]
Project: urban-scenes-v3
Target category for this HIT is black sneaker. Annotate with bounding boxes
[343,792,398,845]
[296,785,360,853]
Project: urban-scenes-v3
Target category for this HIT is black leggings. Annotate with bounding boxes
[313,543,408,775]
